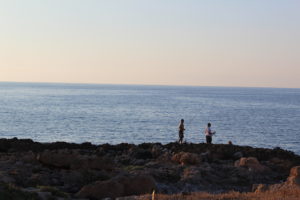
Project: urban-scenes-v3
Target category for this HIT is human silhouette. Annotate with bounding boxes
[178,119,185,144]
[204,122,216,144]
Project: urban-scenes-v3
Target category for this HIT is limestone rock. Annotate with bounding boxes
[253,184,269,193]
[76,175,155,199]
[286,166,300,186]
[37,150,114,170]
[181,167,202,184]
[233,151,243,159]
[117,175,156,196]
[151,145,163,158]
[76,180,124,199]
[235,157,269,173]
[172,152,200,165]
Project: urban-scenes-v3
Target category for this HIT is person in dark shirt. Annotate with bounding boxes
[178,119,185,144]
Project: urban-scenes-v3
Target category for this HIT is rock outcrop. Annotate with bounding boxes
[172,152,200,165]
[253,165,300,194]
[235,157,269,173]
[286,166,300,186]
[76,179,124,199]
[37,149,114,170]
[0,138,299,199]
[76,175,156,199]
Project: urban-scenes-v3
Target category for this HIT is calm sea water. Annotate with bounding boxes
[0,82,299,154]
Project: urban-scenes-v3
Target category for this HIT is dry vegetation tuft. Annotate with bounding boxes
[141,187,300,200]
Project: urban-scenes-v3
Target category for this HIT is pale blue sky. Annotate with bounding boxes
[1,0,299,88]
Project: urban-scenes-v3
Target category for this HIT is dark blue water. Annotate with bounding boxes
[0,82,299,154]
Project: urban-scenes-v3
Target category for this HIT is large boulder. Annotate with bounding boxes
[71,155,114,171]
[233,151,243,160]
[76,175,156,199]
[129,147,153,160]
[286,166,300,186]
[172,152,200,165]
[253,166,300,194]
[37,150,76,169]
[76,179,124,199]
[37,150,114,170]
[117,175,156,196]
[151,144,164,158]
[235,157,269,173]
[181,167,202,184]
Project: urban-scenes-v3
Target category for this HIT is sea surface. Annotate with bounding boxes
[0,82,300,155]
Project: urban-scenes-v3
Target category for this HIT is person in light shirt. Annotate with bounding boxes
[204,123,216,144]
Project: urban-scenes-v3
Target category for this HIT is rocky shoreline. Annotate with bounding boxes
[0,138,299,200]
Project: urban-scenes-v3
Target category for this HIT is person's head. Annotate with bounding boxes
[207,123,211,127]
[181,119,184,123]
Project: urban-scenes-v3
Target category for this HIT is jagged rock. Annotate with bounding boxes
[235,157,269,173]
[145,162,181,183]
[172,152,200,165]
[37,150,76,169]
[116,175,156,196]
[151,145,163,158]
[253,184,269,193]
[76,175,155,199]
[268,157,294,172]
[253,166,300,194]
[286,166,300,186]
[289,166,300,177]
[0,139,300,197]
[181,167,202,184]
[0,171,15,184]
[200,151,211,162]
[71,155,114,171]
[37,150,114,170]
[233,152,243,159]
[21,151,38,164]
[76,180,124,199]
[37,192,52,200]
[129,147,153,160]
[158,152,172,162]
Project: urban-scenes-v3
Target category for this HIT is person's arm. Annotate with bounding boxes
[208,128,215,135]
[210,129,216,135]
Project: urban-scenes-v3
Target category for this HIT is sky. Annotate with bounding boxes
[0,0,299,88]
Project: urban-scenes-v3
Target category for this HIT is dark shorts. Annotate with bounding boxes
[206,136,212,144]
[179,131,184,139]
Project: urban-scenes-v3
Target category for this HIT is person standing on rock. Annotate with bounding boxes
[178,119,185,144]
[204,123,216,144]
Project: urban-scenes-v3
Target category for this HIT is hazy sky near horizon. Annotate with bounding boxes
[1,0,299,88]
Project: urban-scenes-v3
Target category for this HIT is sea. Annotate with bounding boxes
[0,82,299,155]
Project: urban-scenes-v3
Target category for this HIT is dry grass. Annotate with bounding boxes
[140,187,300,200]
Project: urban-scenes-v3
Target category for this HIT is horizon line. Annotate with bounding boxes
[0,81,299,90]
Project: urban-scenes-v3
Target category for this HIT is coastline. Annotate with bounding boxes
[0,138,299,199]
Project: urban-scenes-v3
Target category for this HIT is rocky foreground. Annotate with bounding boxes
[0,138,300,200]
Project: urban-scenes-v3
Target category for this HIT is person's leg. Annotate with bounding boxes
[180,135,184,144]
[179,131,183,144]
[206,136,212,144]
[208,136,212,144]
